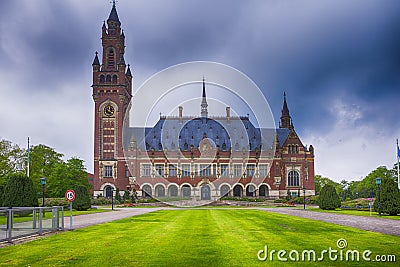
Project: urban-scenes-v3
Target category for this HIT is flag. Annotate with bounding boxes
[398,143,400,158]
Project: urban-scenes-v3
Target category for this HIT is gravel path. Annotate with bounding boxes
[63,208,162,230]
[260,208,400,236]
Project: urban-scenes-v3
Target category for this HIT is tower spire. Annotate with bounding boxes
[280,91,292,129]
[108,0,120,25]
[201,77,208,118]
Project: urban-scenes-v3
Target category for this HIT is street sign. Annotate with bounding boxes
[65,189,76,202]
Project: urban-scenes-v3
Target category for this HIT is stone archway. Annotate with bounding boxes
[220,184,230,197]
[233,185,243,197]
[181,185,191,198]
[155,185,165,197]
[246,184,256,197]
[168,185,178,197]
[105,185,113,198]
[142,184,152,198]
[201,184,211,200]
[259,185,269,197]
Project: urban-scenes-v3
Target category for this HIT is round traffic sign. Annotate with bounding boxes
[65,189,76,202]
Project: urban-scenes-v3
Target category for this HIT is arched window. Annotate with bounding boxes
[100,75,105,83]
[106,75,111,82]
[288,170,300,187]
[108,48,115,68]
[112,75,117,83]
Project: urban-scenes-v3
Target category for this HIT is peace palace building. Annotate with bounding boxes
[90,4,315,201]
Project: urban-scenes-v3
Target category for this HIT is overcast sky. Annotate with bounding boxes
[0,0,399,182]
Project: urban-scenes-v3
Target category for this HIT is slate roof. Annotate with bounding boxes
[124,116,285,152]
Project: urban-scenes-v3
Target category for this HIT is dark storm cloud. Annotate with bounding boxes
[1,0,399,180]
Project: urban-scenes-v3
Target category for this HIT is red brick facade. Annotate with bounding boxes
[91,4,315,200]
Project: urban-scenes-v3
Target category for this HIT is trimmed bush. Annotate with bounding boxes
[72,185,91,211]
[373,179,400,215]
[44,198,69,208]
[319,184,341,210]
[91,197,113,206]
[2,174,38,207]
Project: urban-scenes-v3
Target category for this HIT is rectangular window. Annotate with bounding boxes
[220,164,229,177]
[234,164,242,177]
[142,164,151,177]
[193,164,198,177]
[155,164,164,177]
[259,164,268,177]
[200,164,211,177]
[168,164,177,177]
[213,164,217,176]
[104,166,113,177]
[182,164,190,177]
[246,164,255,178]
[275,163,280,176]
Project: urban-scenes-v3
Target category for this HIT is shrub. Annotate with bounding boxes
[44,198,69,208]
[72,185,91,211]
[91,197,113,206]
[319,184,341,210]
[3,174,38,207]
[115,188,122,203]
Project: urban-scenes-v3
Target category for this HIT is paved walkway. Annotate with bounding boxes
[63,208,162,229]
[260,208,400,236]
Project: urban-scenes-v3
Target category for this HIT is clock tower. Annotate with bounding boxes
[92,2,133,197]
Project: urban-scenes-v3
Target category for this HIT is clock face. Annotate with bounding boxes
[104,105,115,116]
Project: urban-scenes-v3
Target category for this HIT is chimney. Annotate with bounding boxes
[226,107,231,122]
[179,106,183,123]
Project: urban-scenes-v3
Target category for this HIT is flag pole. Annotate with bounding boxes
[27,137,30,178]
[397,139,400,190]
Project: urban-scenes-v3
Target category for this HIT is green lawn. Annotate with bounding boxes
[0,209,398,266]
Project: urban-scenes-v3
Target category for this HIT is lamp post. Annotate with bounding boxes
[40,177,46,207]
[111,188,114,211]
[303,186,306,210]
[375,177,382,216]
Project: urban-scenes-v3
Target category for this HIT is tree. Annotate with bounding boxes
[0,139,26,184]
[353,166,393,198]
[72,185,91,211]
[29,144,63,192]
[3,174,38,207]
[374,178,400,215]
[314,175,342,195]
[47,158,91,198]
[319,184,341,210]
